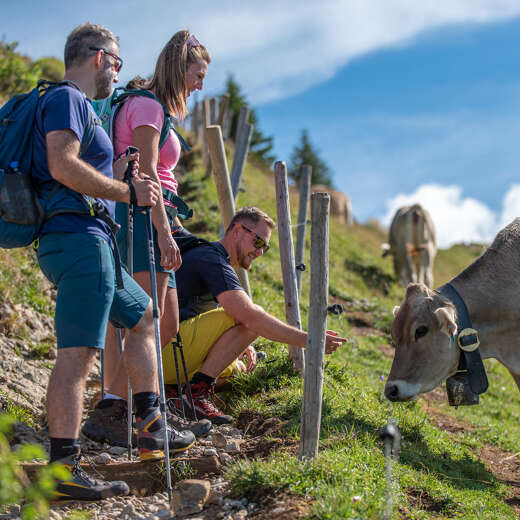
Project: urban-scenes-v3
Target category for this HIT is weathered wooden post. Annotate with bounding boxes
[217,94,230,128]
[299,192,330,459]
[230,122,254,199]
[222,110,233,141]
[206,125,251,296]
[295,165,312,296]
[209,97,218,125]
[274,161,305,374]
[202,97,211,178]
[235,106,249,143]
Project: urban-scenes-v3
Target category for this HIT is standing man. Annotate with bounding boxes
[93,207,347,427]
[32,23,193,501]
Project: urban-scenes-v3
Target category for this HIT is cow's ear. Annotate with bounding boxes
[393,306,400,317]
[434,307,457,339]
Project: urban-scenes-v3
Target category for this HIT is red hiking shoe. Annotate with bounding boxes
[185,381,233,425]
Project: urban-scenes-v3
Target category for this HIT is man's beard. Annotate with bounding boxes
[94,65,113,99]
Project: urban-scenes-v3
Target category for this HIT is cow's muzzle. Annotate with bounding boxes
[384,380,420,402]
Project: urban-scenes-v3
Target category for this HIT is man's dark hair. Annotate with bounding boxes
[225,207,275,235]
[64,23,119,69]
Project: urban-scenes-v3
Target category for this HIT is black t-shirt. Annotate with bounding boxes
[174,231,243,321]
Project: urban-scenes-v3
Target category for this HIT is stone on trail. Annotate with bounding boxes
[209,431,227,448]
[171,479,211,516]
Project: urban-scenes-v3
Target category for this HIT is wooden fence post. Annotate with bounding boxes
[210,97,218,125]
[206,125,251,296]
[230,122,254,199]
[202,97,211,178]
[295,165,312,296]
[217,94,230,128]
[274,161,305,375]
[235,106,249,142]
[299,192,330,460]
[222,110,233,141]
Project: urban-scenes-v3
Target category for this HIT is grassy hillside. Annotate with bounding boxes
[1,139,518,519]
[179,147,520,519]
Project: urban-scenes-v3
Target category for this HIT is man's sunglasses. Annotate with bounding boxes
[240,224,270,253]
[89,46,123,73]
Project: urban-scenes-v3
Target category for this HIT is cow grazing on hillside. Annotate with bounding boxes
[383,204,436,288]
[385,218,520,403]
[311,185,353,226]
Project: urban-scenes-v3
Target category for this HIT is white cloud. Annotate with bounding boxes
[379,183,520,248]
[6,0,520,104]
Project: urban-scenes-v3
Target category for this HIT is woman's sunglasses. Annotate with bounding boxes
[240,224,270,253]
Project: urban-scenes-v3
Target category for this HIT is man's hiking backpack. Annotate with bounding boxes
[93,87,193,222]
[0,80,100,249]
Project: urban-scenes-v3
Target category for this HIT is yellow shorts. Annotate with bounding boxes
[162,308,238,384]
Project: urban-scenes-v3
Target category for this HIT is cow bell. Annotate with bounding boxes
[446,372,479,406]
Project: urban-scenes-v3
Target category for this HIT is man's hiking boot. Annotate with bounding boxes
[51,453,129,501]
[137,407,195,462]
[81,399,134,447]
[183,381,233,425]
[166,395,213,438]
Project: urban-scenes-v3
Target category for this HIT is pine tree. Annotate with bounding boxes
[224,74,275,166]
[289,129,333,187]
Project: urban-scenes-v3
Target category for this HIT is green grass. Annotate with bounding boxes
[176,145,520,518]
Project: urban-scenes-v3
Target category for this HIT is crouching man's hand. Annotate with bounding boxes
[243,345,258,373]
[325,330,347,354]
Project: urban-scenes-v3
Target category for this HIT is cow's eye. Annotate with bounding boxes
[415,326,428,341]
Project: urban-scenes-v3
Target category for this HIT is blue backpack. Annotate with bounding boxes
[0,80,98,248]
[93,88,193,222]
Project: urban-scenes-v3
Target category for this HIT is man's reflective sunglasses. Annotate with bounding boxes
[89,46,123,72]
[240,224,270,253]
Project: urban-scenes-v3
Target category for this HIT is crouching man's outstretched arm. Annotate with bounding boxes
[217,289,347,354]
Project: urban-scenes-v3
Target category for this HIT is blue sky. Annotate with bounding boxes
[4,0,520,246]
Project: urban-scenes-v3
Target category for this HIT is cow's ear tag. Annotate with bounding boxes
[448,325,456,344]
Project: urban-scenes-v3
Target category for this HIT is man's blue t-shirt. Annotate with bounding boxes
[174,231,243,322]
[32,85,115,241]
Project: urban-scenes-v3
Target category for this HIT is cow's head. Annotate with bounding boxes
[384,283,460,401]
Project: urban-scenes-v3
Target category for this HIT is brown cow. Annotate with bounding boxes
[384,218,520,402]
[383,204,436,288]
[311,185,353,226]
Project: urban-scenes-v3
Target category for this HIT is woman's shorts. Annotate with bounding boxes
[116,202,173,275]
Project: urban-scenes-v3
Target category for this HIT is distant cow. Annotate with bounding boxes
[384,218,520,402]
[383,204,436,288]
[311,185,353,226]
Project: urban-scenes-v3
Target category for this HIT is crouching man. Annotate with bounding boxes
[161,207,347,424]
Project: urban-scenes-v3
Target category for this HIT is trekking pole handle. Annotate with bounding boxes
[123,146,139,184]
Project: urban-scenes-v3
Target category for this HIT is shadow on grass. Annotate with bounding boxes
[279,398,499,494]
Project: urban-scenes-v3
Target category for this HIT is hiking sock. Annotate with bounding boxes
[190,372,217,387]
[103,393,124,401]
[134,392,159,420]
[50,438,80,462]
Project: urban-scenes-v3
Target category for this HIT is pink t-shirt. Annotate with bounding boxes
[114,94,180,206]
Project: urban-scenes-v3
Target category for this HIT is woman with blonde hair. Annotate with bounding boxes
[83,30,212,448]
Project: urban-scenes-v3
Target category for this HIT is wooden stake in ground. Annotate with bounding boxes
[206,125,251,296]
[299,192,330,459]
[202,97,211,178]
[274,161,305,375]
[295,165,312,296]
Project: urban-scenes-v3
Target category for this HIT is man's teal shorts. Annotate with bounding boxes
[37,232,150,349]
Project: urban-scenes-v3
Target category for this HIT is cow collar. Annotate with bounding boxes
[436,283,489,396]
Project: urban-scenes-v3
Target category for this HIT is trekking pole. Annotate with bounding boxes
[124,146,138,461]
[176,333,198,421]
[143,206,173,501]
[379,421,401,520]
[171,338,186,419]
[100,351,105,399]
